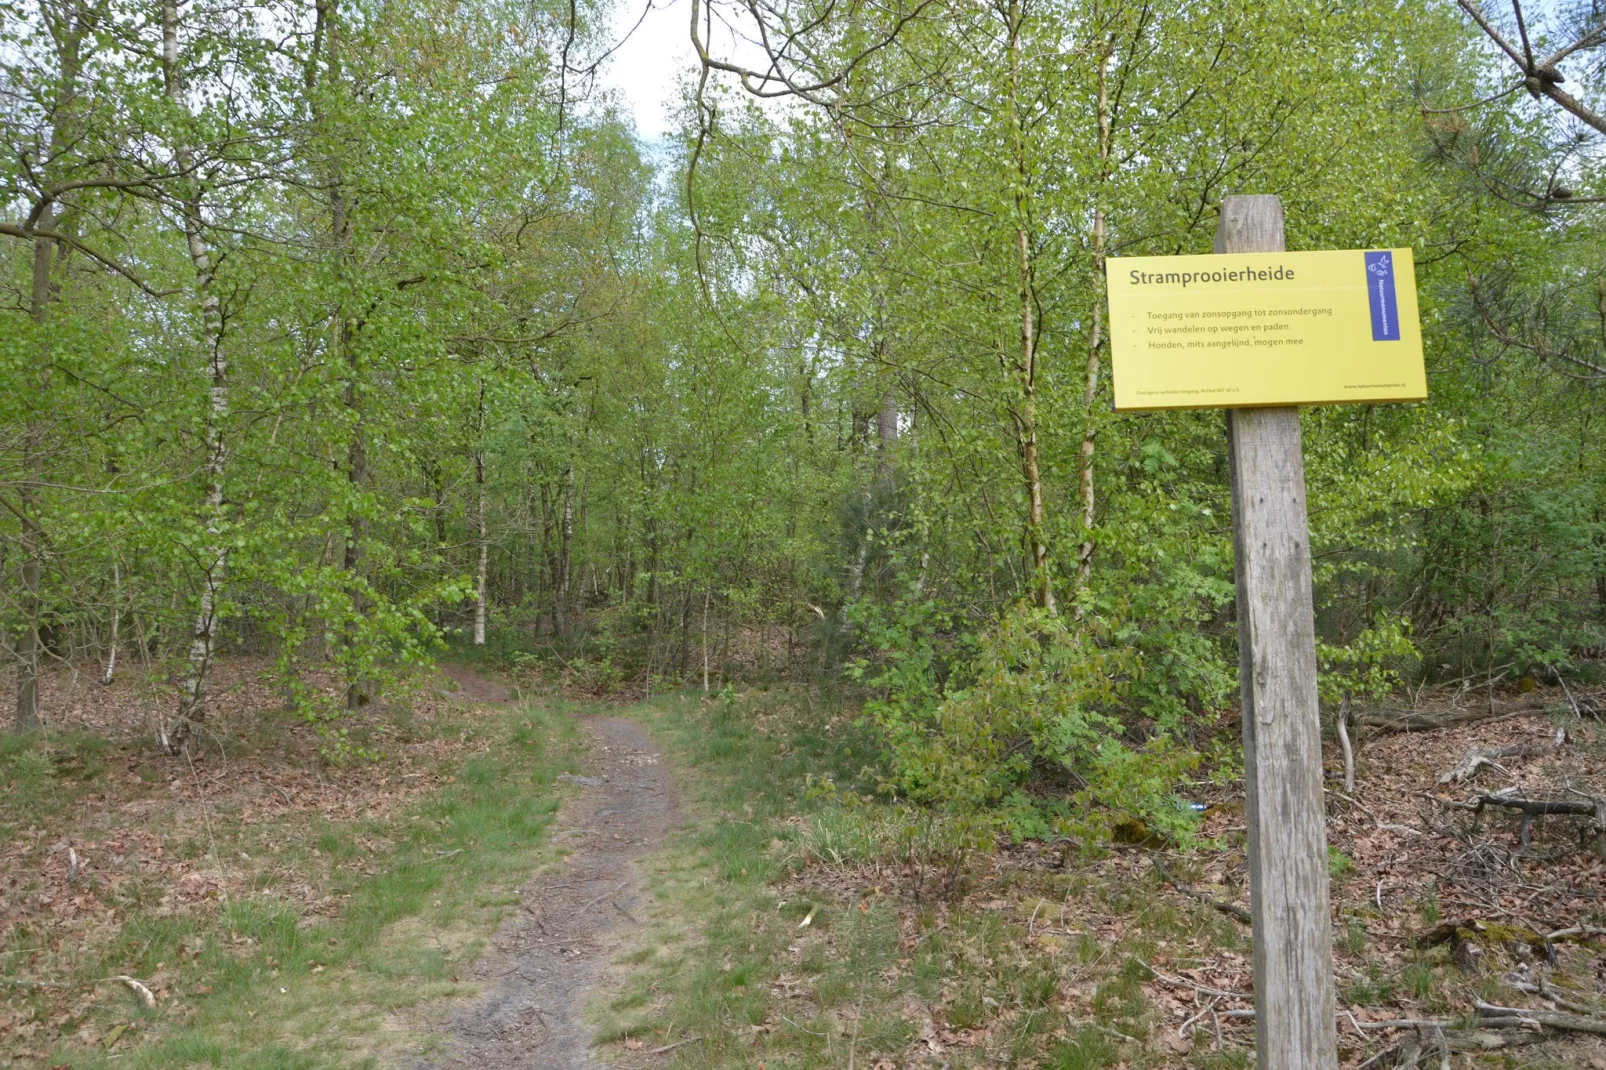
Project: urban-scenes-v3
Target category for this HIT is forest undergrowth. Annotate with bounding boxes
[2,652,1604,1068]
[597,680,1606,1070]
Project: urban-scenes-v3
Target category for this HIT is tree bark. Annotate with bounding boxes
[1336,695,1356,794]
[12,9,84,732]
[1005,0,1054,614]
[164,0,231,754]
[16,201,56,732]
[701,588,711,694]
[555,461,574,638]
[101,558,120,686]
[341,322,367,708]
[876,391,897,481]
[1076,35,1112,590]
[473,381,488,646]
[306,0,367,710]
[430,459,447,549]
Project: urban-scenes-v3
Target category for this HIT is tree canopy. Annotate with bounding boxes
[3,0,1602,830]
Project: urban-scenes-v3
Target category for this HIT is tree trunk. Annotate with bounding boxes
[678,582,692,676]
[1077,38,1112,591]
[16,214,52,732]
[163,0,231,754]
[1005,0,1054,614]
[555,462,574,638]
[473,383,488,646]
[341,325,367,709]
[430,459,447,549]
[701,588,711,694]
[302,0,367,710]
[876,391,897,481]
[13,7,88,731]
[101,558,120,686]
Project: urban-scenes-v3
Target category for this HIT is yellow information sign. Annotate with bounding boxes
[1106,248,1426,411]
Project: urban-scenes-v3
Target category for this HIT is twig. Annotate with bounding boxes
[1134,958,1251,1000]
[1474,999,1606,1034]
[0,978,69,989]
[1327,788,1424,836]
[1544,925,1606,941]
[643,1035,702,1055]
[1508,978,1605,1016]
[778,1014,829,1037]
[1437,740,1557,785]
[1337,694,1356,794]
[1192,1006,1472,1033]
[1356,1040,1407,1070]
[575,881,628,916]
[1151,858,1252,925]
[1555,672,1583,719]
[1179,995,1220,1037]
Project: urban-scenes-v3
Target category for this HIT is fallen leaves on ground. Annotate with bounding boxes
[0,656,500,1059]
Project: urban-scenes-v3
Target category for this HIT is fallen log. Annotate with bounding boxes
[1437,740,1558,785]
[1509,978,1606,1016]
[1353,1029,1541,1070]
[1350,1003,1606,1067]
[1474,1000,1606,1035]
[1357,695,1553,732]
[1434,787,1606,852]
[1469,789,1603,848]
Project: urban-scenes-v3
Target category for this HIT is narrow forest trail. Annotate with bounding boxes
[414,673,680,1069]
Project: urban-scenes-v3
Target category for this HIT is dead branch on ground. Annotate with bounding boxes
[1359,695,1553,732]
[1150,857,1251,925]
[1437,734,1560,784]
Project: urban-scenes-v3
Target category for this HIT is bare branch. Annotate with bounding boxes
[0,223,178,297]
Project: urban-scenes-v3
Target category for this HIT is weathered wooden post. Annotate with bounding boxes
[1107,192,1424,1068]
[1217,194,1338,1069]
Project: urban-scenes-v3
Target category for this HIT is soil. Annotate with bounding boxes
[413,699,680,1070]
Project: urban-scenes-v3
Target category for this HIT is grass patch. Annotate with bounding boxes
[6,686,581,1068]
[596,688,1219,1068]
[590,689,919,1066]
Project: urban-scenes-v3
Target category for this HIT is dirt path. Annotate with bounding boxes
[414,683,679,1069]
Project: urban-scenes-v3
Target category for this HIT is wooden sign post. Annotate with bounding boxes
[1218,195,1338,1069]
[1105,194,1427,1069]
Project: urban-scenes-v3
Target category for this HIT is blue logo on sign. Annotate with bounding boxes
[1365,251,1400,341]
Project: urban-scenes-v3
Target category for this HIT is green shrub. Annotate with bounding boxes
[854,602,1201,845]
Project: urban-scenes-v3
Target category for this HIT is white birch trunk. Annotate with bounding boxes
[101,558,120,686]
[164,0,229,754]
[1077,39,1113,591]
